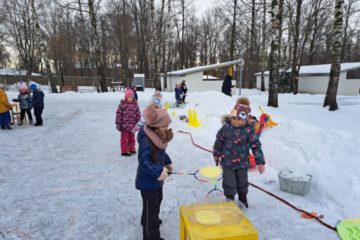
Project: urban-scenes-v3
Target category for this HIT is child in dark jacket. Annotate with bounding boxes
[135,104,174,240]
[13,84,33,125]
[175,84,182,107]
[213,103,265,208]
[30,84,45,126]
[132,86,138,102]
[115,88,141,156]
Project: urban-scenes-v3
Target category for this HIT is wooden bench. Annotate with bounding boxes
[60,85,78,92]
[110,81,126,92]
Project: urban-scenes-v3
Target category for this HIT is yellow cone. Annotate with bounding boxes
[188,108,193,127]
[193,109,200,128]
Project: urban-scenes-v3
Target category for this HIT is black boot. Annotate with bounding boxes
[225,195,235,201]
[141,219,162,226]
[238,193,248,208]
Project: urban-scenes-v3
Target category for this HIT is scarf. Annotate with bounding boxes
[144,125,172,149]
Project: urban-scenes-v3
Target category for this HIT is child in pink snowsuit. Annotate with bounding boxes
[115,88,141,156]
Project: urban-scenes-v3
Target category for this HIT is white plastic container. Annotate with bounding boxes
[278,170,312,196]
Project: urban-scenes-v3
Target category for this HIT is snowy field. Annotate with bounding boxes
[1,88,359,240]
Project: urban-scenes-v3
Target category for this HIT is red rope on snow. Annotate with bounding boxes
[177,130,337,232]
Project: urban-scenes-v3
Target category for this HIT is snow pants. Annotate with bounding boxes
[120,130,135,154]
[34,107,43,125]
[20,109,33,122]
[0,111,11,129]
[141,188,163,240]
[222,165,248,197]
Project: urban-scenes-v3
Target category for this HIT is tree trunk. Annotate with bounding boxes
[268,0,284,108]
[230,0,237,61]
[248,0,257,89]
[324,0,344,111]
[260,0,266,92]
[31,0,58,93]
[290,0,302,94]
[180,0,185,68]
[88,0,107,92]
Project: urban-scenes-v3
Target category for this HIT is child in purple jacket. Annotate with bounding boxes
[115,88,141,156]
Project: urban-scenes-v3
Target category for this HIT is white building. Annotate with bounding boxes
[255,63,360,95]
[163,60,242,92]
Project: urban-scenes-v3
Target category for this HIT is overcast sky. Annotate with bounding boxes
[192,0,217,17]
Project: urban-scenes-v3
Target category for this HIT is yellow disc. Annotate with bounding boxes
[199,166,222,179]
[195,210,222,225]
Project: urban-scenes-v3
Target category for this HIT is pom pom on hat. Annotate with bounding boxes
[151,91,163,106]
[144,105,171,128]
[30,83,37,91]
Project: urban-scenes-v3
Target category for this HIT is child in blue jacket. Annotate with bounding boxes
[213,103,265,208]
[30,84,45,126]
[174,83,182,107]
[135,104,174,240]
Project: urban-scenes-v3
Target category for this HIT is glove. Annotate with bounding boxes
[157,168,168,181]
[164,164,173,173]
[257,164,265,174]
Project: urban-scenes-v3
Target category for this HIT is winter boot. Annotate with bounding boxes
[121,152,131,156]
[141,219,162,226]
[238,193,248,208]
[29,119,33,125]
[19,120,23,126]
[225,195,235,201]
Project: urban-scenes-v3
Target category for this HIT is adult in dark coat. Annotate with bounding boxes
[180,80,187,103]
[221,74,233,96]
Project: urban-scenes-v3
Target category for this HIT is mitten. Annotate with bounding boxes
[164,164,173,172]
[157,168,168,181]
[257,164,265,174]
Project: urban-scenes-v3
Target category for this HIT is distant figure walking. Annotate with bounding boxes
[222,74,233,96]
[180,80,188,103]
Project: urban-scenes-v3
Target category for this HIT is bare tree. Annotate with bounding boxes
[260,0,267,91]
[268,0,284,107]
[324,0,344,110]
[3,0,38,75]
[289,0,302,94]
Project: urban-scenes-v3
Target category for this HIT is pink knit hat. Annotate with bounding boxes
[144,105,171,128]
[125,88,133,98]
[19,84,28,93]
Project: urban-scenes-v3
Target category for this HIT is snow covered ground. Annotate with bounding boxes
[1,88,359,240]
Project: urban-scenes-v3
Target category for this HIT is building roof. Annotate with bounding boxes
[255,62,360,76]
[203,75,220,80]
[0,69,41,76]
[167,59,243,76]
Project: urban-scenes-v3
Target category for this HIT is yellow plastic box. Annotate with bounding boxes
[179,201,258,240]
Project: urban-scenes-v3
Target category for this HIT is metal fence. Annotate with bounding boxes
[0,75,156,89]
